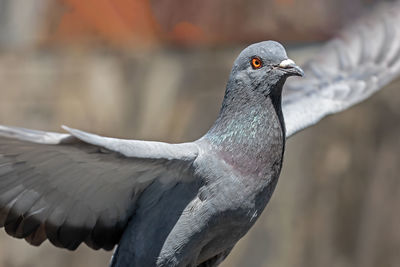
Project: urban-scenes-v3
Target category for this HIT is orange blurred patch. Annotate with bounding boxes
[57,9,92,39]
[170,22,206,46]
[54,0,160,45]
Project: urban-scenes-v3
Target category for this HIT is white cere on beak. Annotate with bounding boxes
[279,59,296,68]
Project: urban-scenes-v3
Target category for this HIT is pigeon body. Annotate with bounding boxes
[1,1,400,266]
[111,41,300,266]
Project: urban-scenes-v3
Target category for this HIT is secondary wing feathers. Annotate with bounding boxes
[0,125,199,250]
[0,124,199,161]
[283,1,400,138]
[62,125,199,160]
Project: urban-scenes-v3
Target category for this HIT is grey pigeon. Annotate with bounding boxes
[1,2,400,267]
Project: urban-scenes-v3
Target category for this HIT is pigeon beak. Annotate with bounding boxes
[278,59,304,77]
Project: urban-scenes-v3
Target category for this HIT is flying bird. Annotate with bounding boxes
[1,2,400,267]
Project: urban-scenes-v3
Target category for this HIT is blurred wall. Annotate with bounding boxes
[0,0,388,49]
[0,0,49,49]
[0,1,399,267]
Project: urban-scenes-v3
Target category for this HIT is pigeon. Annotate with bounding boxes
[0,2,400,267]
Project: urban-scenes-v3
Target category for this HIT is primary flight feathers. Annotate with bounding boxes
[283,1,400,137]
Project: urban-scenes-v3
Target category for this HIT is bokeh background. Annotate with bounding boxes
[1,0,400,266]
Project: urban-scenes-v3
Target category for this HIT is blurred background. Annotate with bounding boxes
[1,0,400,266]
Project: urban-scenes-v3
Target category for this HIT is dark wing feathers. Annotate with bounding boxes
[0,136,188,250]
[283,1,400,137]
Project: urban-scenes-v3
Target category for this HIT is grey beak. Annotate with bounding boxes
[278,59,304,77]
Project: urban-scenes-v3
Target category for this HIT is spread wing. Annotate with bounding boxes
[283,1,400,138]
[0,125,198,251]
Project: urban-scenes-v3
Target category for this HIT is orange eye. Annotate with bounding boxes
[251,57,262,69]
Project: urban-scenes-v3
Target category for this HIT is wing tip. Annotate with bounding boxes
[61,125,78,135]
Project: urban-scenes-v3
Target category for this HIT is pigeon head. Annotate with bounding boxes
[208,41,303,142]
[228,41,304,96]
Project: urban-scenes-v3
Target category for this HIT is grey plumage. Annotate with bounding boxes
[111,41,299,267]
[0,2,400,266]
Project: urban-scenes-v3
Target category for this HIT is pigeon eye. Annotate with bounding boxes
[251,57,263,69]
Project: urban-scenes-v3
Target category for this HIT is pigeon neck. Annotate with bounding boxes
[207,78,286,139]
[204,80,286,178]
